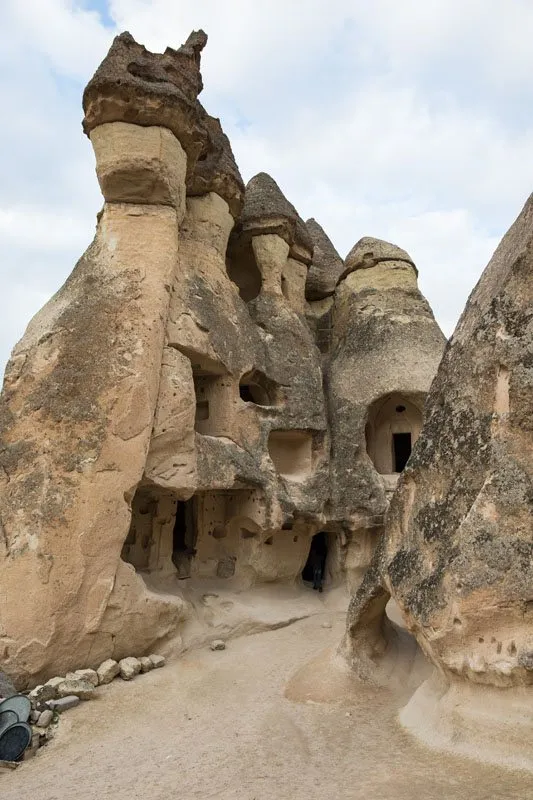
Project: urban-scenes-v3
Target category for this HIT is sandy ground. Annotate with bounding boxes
[2,608,532,800]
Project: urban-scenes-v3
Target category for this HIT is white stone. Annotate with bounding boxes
[148,654,165,669]
[36,710,53,728]
[73,669,99,687]
[57,679,95,700]
[119,657,142,681]
[139,657,153,674]
[210,640,226,651]
[97,659,120,685]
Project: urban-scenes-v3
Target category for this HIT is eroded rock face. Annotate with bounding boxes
[0,32,443,686]
[83,31,244,218]
[327,239,446,590]
[344,195,533,693]
[305,218,344,300]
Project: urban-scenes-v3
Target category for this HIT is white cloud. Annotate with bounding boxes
[1,0,533,376]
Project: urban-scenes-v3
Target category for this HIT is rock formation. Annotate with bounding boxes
[0,31,444,686]
[342,196,533,769]
[326,237,446,590]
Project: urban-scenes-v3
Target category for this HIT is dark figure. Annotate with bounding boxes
[306,532,328,592]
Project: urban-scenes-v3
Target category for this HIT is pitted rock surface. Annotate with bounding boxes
[345,193,533,689]
[305,218,345,299]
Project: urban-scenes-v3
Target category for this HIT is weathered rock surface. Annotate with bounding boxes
[341,195,533,768]
[148,654,165,669]
[119,657,142,680]
[305,218,345,299]
[327,238,446,590]
[97,659,120,685]
[36,710,53,728]
[139,657,153,673]
[72,668,99,687]
[238,172,313,262]
[57,679,96,700]
[0,31,442,688]
[83,31,244,218]
[0,670,16,698]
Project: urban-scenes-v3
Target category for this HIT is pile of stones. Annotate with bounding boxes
[0,654,165,764]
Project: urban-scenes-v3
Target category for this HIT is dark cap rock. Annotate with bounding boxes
[83,30,244,218]
[341,236,417,283]
[239,173,313,263]
[305,218,344,299]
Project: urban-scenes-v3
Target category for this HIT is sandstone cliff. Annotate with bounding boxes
[0,31,444,686]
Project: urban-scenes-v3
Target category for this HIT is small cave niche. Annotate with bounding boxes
[192,365,231,436]
[268,430,314,481]
[122,488,197,579]
[239,369,280,407]
[122,488,158,571]
[365,393,423,475]
[226,238,262,303]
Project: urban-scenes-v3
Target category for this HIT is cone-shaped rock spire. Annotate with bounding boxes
[305,218,344,299]
[240,172,313,261]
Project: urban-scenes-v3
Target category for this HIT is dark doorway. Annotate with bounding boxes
[172,500,196,579]
[393,432,412,472]
[302,531,328,591]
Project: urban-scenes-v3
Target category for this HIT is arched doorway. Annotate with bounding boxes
[365,394,423,475]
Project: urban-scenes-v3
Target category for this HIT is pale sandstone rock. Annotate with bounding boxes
[36,710,53,728]
[342,194,533,768]
[0,30,442,689]
[91,122,188,208]
[148,655,165,669]
[57,679,96,700]
[327,239,446,591]
[139,657,153,674]
[210,640,226,651]
[119,657,142,680]
[97,659,120,685]
[72,669,99,687]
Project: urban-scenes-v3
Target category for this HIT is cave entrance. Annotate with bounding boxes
[393,432,412,472]
[302,531,328,592]
[172,498,197,579]
[365,393,423,474]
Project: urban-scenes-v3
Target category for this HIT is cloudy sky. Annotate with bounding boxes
[1,1,533,375]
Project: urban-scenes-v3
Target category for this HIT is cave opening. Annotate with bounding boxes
[302,531,328,592]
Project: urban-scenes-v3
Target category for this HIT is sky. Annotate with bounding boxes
[1,1,533,376]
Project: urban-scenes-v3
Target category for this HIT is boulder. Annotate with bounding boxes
[97,659,120,685]
[148,654,165,669]
[139,657,153,674]
[119,657,142,681]
[57,679,96,700]
[73,669,99,687]
[36,710,53,728]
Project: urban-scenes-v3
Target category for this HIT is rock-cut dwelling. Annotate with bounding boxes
[0,31,445,685]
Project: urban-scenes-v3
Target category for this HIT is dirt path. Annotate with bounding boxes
[2,612,532,799]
